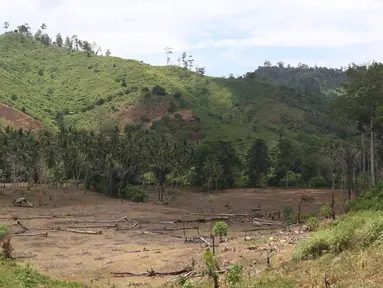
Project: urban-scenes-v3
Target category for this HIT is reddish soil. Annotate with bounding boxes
[0,103,45,131]
[0,186,342,287]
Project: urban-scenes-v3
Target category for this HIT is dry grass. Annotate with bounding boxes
[0,185,338,287]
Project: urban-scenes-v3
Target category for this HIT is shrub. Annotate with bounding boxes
[21,107,26,113]
[168,100,177,113]
[140,115,150,123]
[225,264,243,287]
[121,78,127,87]
[152,85,166,96]
[38,68,44,76]
[306,217,319,231]
[1,238,13,259]
[95,98,105,105]
[0,225,8,241]
[173,91,182,99]
[283,205,293,220]
[310,176,327,188]
[319,205,333,218]
[161,115,170,124]
[120,186,148,203]
[293,211,383,260]
[347,182,383,212]
[213,221,228,240]
[11,94,17,101]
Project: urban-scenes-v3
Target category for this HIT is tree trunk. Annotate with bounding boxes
[84,165,89,194]
[371,111,376,186]
[285,170,289,189]
[362,133,366,173]
[213,276,219,288]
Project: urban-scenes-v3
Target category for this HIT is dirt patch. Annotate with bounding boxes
[0,103,45,131]
[116,101,170,130]
[0,186,340,287]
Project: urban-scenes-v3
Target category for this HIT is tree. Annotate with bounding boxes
[246,139,270,187]
[82,41,92,56]
[56,33,63,47]
[40,34,51,46]
[40,23,47,30]
[275,130,295,188]
[64,36,72,50]
[3,21,9,32]
[105,49,111,56]
[17,23,31,35]
[146,134,191,201]
[213,221,228,241]
[164,47,173,66]
[181,52,188,69]
[333,62,383,187]
[34,29,42,41]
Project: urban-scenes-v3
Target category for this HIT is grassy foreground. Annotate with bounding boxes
[0,260,83,288]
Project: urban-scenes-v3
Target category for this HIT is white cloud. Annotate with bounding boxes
[1,0,383,75]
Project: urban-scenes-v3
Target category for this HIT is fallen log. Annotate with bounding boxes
[50,227,102,235]
[111,266,193,277]
[199,237,211,246]
[57,216,128,225]
[244,226,281,232]
[190,213,248,217]
[141,231,184,239]
[0,213,95,220]
[162,226,198,231]
[175,216,229,223]
[12,232,48,237]
[66,224,117,229]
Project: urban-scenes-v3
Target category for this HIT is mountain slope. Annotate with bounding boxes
[0,32,341,143]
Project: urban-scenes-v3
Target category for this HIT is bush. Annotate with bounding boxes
[152,85,166,96]
[38,68,44,76]
[225,264,243,287]
[120,186,148,203]
[293,211,383,260]
[305,217,319,231]
[213,221,228,240]
[310,176,327,188]
[121,79,127,87]
[319,205,332,218]
[283,206,293,220]
[95,98,105,105]
[0,225,8,241]
[347,182,383,212]
[173,91,182,99]
[140,115,150,123]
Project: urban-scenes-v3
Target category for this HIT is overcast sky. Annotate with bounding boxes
[2,0,383,76]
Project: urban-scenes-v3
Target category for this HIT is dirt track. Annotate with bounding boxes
[0,186,341,287]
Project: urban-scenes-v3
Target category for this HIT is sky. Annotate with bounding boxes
[2,0,383,76]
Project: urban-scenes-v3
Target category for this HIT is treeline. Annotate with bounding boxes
[2,22,111,57]
[236,60,348,97]
[0,118,377,204]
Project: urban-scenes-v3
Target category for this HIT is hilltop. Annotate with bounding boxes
[0,32,342,143]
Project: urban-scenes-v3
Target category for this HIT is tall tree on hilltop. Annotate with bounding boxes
[64,36,72,50]
[3,21,9,32]
[105,49,111,56]
[56,33,63,47]
[40,23,47,30]
[246,139,270,187]
[17,23,31,35]
[164,47,173,66]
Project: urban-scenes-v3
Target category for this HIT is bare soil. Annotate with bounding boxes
[0,185,342,287]
[0,103,45,131]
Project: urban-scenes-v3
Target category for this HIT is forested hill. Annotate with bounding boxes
[241,62,347,97]
[0,31,344,143]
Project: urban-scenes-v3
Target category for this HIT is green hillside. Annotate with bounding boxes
[0,32,341,143]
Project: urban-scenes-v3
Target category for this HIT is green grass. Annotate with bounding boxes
[293,211,383,260]
[347,182,383,212]
[0,32,338,145]
[0,260,83,288]
[0,225,8,241]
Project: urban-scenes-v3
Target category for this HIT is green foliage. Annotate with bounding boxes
[305,217,319,231]
[120,185,148,203]
[0,225,8,241]
[225,264,243,287]
[283,206,293,220]
[203,248,219,280]
[246,139,270,187]
[310,176,327,188]
[347,182,383,212]
[213,221,228,239]
[319,205,333,218]
[293,211,383,260]
[0,261,82,288]
[152,84,166,96]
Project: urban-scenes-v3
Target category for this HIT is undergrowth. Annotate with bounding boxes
[347,182,383,212]
[293,211,383,260]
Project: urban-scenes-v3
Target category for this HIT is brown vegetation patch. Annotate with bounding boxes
[0,103,45,131]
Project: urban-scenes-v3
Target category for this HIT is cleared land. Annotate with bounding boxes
[0,186,342,287]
